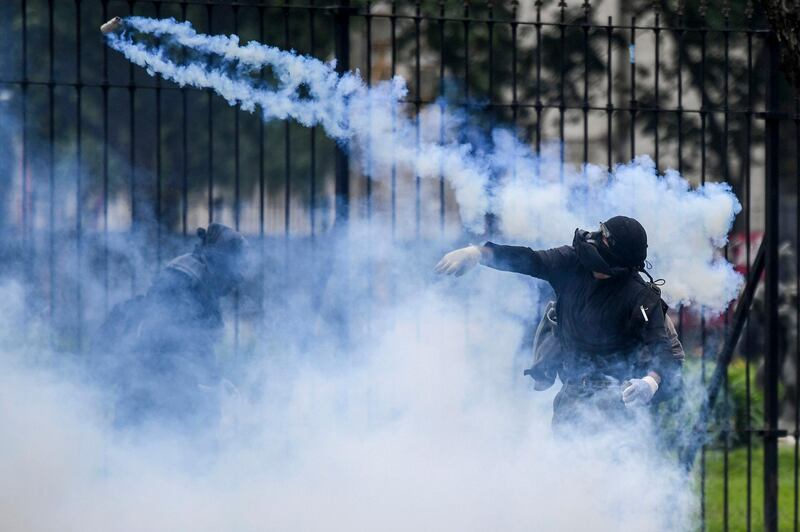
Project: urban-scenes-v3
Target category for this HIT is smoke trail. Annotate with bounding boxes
[105,17,742,311]
[104,16,490,231]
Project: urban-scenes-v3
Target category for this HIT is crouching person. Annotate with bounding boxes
[92,222,248,429]
[435,216,684,433]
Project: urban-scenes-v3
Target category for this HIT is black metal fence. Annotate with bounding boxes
[0,1,797,530]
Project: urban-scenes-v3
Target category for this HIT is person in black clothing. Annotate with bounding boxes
[435,216,683,431]
[92,222,248,428]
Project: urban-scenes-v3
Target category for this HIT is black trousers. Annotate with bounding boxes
[551,380,633,436]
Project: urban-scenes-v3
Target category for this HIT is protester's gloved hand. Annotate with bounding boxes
[622,375,659,407]
[434,245,482,277]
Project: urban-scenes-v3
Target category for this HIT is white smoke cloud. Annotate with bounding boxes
[0,263,698,531]
[492,148,743,310]
[105,17,742,313]
[0,16,728,532]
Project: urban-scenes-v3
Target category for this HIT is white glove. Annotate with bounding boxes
[622,375,659,407]
[434,245,482,277]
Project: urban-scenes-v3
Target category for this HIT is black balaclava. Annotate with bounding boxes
[572,215,648,277]
[195,222,248,296]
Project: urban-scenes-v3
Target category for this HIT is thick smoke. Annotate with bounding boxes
[105,16,742,312]
[0,16,736,532]
[0,258,697,531]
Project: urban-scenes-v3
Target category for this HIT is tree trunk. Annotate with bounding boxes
[761,0,800,93]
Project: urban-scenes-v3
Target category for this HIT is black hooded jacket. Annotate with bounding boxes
[90,223,248,427]
[91,252,225,426]
[483,241,682,396]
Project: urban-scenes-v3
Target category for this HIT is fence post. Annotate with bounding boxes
[763,32,782,532]
[333,1,351,225]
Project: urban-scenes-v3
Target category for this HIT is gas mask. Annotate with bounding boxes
[572,228,630,277]
[195,223,248,296]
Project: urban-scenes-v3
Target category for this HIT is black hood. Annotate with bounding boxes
[602,215,648,270]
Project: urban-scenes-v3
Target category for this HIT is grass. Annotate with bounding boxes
[703,444,798,531]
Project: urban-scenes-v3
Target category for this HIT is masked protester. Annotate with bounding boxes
[92,222,248,428]
[435,216,683,432]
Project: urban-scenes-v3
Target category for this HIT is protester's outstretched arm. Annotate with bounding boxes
[481,243,577,284]
[482,243,574,284]
[434,245,484,277]
[435,243,574,283]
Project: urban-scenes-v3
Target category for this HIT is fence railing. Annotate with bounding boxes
[0,2,795,530]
